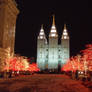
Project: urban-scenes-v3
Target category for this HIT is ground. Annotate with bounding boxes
[0,74,91,92]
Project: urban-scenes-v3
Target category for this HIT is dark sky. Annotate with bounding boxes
[14,0,92,58]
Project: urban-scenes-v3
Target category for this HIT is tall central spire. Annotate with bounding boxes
[49,15,58,37]
[52,14,55,26]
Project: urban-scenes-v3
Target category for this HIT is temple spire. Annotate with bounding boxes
[52,14,55,26]
[38,24,46,39]
[62,24,69,39]
[49,15,58,37]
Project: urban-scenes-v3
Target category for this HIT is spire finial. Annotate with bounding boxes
[52,14,55,26]
[41,24,43,29]
[64,24,66,30]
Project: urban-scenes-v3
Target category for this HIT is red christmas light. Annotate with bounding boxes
[4,56,40,72]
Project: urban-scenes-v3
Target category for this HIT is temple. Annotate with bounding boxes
[37,15,70,71]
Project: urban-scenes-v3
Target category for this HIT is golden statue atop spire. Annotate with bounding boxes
[64,24,66,30]
[52,14,55,26]
[41,24,43,29]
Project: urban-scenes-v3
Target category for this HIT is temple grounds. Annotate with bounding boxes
[0,74,91,92]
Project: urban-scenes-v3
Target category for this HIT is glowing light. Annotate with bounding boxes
[41,29,44,31]
[51,29,56,32]
[64,29,67,32]
[63,32,67,36]
[40,36,43,39]
[40,32,44,35]
[51,34,56,37]
[17,71,19,74]
[52,26,55,29]
[81,71,83,74]
[64,36,67,39]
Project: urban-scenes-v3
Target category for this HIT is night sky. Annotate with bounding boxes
[14,0,91,58]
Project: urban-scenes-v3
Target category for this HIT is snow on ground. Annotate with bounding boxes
[0,74,90,92]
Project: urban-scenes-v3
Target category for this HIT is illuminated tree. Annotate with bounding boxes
[4,56,40,72]
[62,44,92,72]
[62,55,82,72]
[28,63,40,72]
[81,44,92,71]
[4,56,29,71]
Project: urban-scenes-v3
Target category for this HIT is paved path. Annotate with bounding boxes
[0,74,90,92]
